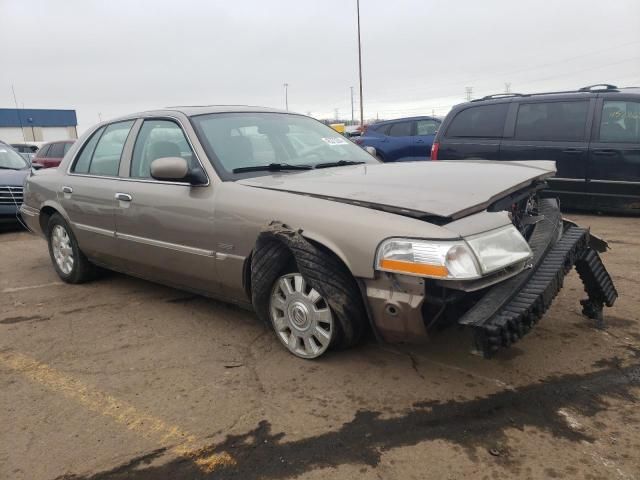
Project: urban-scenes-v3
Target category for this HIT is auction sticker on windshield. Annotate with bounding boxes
[322,137,349,146]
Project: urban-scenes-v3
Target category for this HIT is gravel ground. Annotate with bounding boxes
[1,214,639,480]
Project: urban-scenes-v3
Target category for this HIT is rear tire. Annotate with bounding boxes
[47,213,97,284]
[251,237,367,358]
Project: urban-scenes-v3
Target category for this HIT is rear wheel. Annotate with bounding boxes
[47,214,97,283]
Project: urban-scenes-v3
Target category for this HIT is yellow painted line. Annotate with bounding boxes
[0,351,235,472]
[2,282,64,293]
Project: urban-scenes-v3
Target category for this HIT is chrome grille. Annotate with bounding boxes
[0,186,24,206]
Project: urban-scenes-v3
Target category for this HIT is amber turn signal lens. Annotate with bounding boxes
[379,259,449,277]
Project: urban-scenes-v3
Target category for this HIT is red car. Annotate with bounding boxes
[32,140,75,168]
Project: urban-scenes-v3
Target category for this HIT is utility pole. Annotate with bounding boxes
[334,108,339,121]
[356,0,364,127]
[350,86,355,123]
[283,83,289,111]
[11,85,27,142]
[98,112,103,122]
[465,86,473,101]
[504,82,511,94]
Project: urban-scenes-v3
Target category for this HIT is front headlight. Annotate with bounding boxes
[466,225,532,274]
[375,225,532,280]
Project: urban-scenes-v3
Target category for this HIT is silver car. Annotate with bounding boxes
[21,106,617,359]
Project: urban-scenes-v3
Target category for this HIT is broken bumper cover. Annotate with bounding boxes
[458,199,618,357]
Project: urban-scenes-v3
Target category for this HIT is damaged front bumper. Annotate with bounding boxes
[363,199,618,357]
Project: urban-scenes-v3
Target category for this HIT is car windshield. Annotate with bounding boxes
[190,112,377,179]
[0,145,28,169]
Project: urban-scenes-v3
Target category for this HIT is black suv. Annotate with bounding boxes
[432,84,640,213]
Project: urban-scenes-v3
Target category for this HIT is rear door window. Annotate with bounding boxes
[72,127,105,173]
[388,121,413,137]
[89,121,134,176]
[446,104,508,138]
[599,101,640,143]
[48,142,65,158]
[515,101,589,141]
[376,124,392,135]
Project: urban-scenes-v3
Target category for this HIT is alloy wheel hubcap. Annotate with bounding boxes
[269,273,334,359]
[51,225,74,275]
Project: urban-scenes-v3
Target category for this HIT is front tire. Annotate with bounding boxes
[47,213,96,284]
[269,272,335,359]
[251,238,367,359]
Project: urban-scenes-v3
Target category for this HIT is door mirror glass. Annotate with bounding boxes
[150,157,190,181]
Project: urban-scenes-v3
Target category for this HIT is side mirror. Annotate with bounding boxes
[364,146,377,157]
[150,156,207,185]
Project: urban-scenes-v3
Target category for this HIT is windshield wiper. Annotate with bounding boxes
[0,166,20,170]
[232,163,313,173]
[314,160,366,169]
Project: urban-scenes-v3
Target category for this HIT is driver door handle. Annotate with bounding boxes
[115,193,132,202]
[61,186,73,194]
[593,149,617,156]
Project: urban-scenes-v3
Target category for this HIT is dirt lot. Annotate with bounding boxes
[1,214,639,480]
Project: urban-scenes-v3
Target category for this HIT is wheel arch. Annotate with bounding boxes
[39,201,70,235]
[249,221,369,350]
[245,222,360,299]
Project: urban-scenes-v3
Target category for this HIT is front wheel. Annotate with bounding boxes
[47,213,97,284]
[269,272,335,359]
[251,237,367,359]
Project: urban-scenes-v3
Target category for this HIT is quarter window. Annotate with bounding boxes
[599,101,640,143]
[36,144,51,158]
[388,121,413,137]
[416,119,440,135]
[89,120,134,176]
[446,104,508,138]
[515,101,589,141]
[48,142,65,158]
[131,120,196,179]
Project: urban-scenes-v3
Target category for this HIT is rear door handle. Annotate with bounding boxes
[562,148,582,154]
[61,186,73,194]
[115,193,132,202]
[593,149,617,156]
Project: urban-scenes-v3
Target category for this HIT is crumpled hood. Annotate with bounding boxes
[238,160,556,220]
[0,169,29,186]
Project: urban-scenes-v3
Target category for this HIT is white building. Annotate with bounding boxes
[0,108,78,143]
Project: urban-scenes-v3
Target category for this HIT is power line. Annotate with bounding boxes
[361,40,640,103]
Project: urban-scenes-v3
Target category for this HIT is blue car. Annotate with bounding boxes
[0,142,30,226]
[356,116,441,162]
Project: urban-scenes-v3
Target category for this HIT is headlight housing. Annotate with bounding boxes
[375,225,532,280]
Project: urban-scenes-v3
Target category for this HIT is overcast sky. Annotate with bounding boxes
[1,0,639,133]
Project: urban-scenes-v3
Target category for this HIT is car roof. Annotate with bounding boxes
[457,85,640,109]
[108,105,291,123]
[371,115,441,126]
[41,140,75,146]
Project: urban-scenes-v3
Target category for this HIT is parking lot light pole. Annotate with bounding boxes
[356,0,364,127]
[283,83,289,111]
[350,86,355,122]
